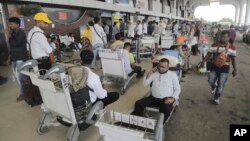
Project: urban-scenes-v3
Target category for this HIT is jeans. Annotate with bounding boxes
[12,60,25,96]
[91,44,103,69]
[208,71,229,99]
[95,92,119,108]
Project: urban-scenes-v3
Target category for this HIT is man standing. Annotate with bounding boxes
[119,19,125,37]
[131,58,181,122]
[203,30,237,105]
[90,17,107,69]
[142,19,147,35]
[27,12,54,75]
[228,25,236,42]
[134,20,143,36]
[8,17,28,102]
[172,21,179,40]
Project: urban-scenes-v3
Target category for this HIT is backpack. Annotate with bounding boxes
[63,64,94,129]
[212,45,229,68]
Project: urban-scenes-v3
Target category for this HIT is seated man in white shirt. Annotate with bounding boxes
[122,42,145,78]
[80,50,119,107]
[131,58,181,122]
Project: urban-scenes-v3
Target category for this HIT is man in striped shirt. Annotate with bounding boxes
[203,30,237,105]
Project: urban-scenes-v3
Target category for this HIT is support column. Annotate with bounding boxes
[162,0,166,13]
[235,6,240,25]
[183,0,188,18]
[148,0,153,11]
[245,0,250,25]
[239,2,245,25]
[170,0,177,16]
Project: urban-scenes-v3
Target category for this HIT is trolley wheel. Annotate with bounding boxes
[37,124,49,135]
[120,87,126,95]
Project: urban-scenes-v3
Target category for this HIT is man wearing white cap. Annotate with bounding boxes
[27,12,54,75]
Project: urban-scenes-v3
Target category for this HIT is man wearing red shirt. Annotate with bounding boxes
[203,30,237,105]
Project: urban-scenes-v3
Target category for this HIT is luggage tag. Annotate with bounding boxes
[129,115,138,126]
[114,112,122,122]
[138,117,147,128]
[122,114,130,124]
[146,119,156,130]
[110,110,114,121]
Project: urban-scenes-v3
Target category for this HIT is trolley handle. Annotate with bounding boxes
[18,59,38,71]
[85,101,104,124]
[40,65,65,80]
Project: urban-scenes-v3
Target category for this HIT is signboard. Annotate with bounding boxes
[112,12,121,25]
[136,0,146,9]
[80,25,86,38]
[114,0,129,4]
[80,25,87,37]
[19,18,25,29]
[58,12,67,20]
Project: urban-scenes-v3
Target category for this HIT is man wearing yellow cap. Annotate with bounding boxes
[27,12,54,75]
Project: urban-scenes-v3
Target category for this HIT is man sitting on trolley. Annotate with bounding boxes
[131,58,181,122]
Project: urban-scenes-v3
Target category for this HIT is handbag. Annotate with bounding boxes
[212,44,229,68]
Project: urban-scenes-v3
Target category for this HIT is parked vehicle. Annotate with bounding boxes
[242,27,250,43]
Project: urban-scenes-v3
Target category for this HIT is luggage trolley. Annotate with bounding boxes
[160,36,174,51]
[95,110,165,141]
[99,49,136,94]
[131,37,154,64]
[19,60,104,141]
[141,36,155,55]
[197,34,210,74]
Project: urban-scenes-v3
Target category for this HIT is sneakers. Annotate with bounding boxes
[16,95,24,102]
[0,76,8,85]
[214,98,220,105]
[137,70,145,78]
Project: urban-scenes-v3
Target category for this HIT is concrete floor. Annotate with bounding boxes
[0,35,250,141]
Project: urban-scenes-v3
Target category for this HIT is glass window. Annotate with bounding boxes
[42,7,85,25]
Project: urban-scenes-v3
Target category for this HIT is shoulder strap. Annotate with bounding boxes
[93,25,104,44]
[225,43,229,53]
[216,46,220,55]
[27,31,43,59]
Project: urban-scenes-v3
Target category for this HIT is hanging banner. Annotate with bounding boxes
[80,25,87,38]
[114,0,129,4]
[19,18,25,29]
[136,0,148,10]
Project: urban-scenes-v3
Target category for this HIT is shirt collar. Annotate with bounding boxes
[34,26,44,33]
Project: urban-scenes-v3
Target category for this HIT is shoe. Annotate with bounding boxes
[16,95,24,102]
[214,98,220,105]
[0,76,8,85]
[137,70,145,78]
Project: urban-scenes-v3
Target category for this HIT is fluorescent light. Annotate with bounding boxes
[210,2,220,7]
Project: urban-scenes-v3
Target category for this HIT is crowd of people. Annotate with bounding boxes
[2,11,238,125]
